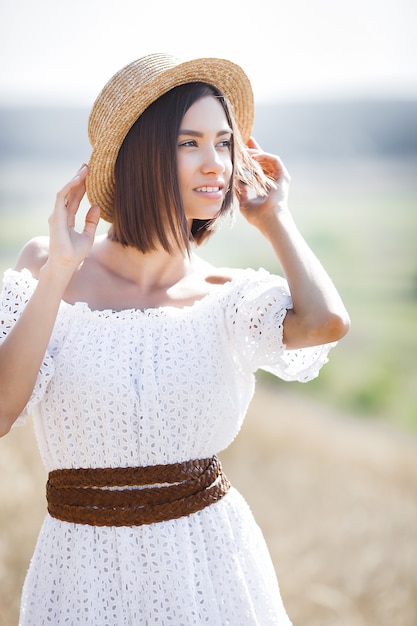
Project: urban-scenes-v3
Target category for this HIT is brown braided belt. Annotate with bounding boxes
[46,456,230,527]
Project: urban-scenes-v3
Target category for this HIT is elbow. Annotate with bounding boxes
[0,417,13,438]
[0,384,29,436]
[284,307,350,349]
[0,403,22,437]
[310,309,351,345]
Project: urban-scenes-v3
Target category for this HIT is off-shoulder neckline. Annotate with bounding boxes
[5,267,262,318]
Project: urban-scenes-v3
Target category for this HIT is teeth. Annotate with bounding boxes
[196,186,220,192]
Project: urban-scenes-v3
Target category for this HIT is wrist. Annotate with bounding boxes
[254,205,294,240]
[38,259,76,293]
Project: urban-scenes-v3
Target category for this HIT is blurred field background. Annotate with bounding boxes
[1,101,417,625]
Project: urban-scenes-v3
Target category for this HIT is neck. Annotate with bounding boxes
[92,234,192,292]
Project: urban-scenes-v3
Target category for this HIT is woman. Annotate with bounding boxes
[0,54,349,625]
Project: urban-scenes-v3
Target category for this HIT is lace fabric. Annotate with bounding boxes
[1,267,335,625]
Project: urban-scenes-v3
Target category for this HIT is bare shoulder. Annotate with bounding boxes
[15,236,50,278]
[204,267,245,285]
[192,254,244,285]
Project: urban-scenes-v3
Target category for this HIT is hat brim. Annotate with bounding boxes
[86,55,254,222]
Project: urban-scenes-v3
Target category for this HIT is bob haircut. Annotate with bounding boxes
[110,82,238,254]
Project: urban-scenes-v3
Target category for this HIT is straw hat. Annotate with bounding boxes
[86,53,254,222]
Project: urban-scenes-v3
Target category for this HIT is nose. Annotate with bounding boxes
[201,145,226,174]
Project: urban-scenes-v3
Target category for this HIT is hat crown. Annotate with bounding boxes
[88,53,180,146]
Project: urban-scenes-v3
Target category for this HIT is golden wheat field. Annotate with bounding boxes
[1,383,417,626]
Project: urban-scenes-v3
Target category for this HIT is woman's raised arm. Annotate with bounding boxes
[239,138,350,349]
[0,165,100,435]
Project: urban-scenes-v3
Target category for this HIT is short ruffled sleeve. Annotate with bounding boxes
[226,268,336,382]
[0,269,55,425]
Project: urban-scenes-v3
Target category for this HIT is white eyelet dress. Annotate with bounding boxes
[1,267,335,626]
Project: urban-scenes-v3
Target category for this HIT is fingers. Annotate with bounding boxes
[82,205,101,239]
[66,165,89,212]
[245,137,290,183]
[57,163,87,201]
[55,164,88,226]
[236,179,249,203]
[246,136,262,150]
[50,165,101,238]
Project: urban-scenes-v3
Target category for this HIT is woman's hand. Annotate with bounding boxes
[238,137,291,233]
[46,164,101,277]
[0,165,101,434]
[237,138,350,349]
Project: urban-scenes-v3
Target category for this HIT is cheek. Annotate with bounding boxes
[177,155,193,189]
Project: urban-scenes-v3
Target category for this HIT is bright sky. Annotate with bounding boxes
[0,0,416,105]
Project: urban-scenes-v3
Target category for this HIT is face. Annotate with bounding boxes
[177,95,233,224]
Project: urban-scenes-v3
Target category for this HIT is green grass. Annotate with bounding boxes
[1,156,416,432]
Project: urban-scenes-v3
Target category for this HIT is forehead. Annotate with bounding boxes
[180,95,232,131]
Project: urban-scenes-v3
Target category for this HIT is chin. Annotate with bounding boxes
[187,207,223,222]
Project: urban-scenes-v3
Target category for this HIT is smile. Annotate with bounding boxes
[195,186,221,193]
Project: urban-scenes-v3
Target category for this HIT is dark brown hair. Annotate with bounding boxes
[110,82,237,253]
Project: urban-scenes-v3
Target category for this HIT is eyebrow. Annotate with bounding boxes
[178,128,233,137]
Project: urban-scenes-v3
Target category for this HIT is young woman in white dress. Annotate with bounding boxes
[0,54,349,625]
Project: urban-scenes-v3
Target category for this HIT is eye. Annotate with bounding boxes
[217,139,232,149]
[178,139,197,148]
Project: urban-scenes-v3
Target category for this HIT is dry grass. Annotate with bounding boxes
[0,420,46,625]
[1,384,417,626]
[222,385,417,626]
